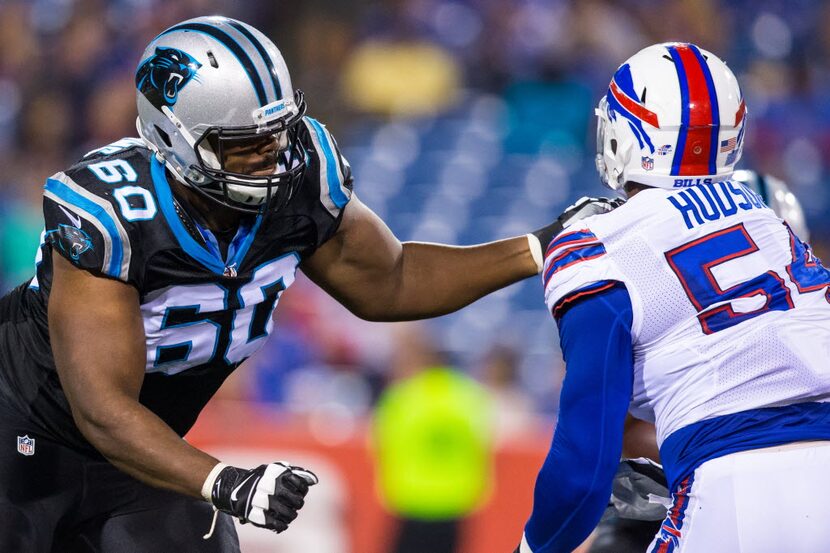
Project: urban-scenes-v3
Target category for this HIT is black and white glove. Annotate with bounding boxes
[203,462,318,533]
[607,458,671,522]
[527,196,625,273]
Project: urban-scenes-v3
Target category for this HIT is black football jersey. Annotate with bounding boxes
[0,132,352,452]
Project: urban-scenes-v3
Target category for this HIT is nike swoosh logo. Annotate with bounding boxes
[58,205,83,228]
[230,473,256,503]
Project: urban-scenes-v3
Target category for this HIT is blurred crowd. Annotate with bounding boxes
[1,0,829,423]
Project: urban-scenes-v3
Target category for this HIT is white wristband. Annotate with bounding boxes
[201,462,228,503]
[526,233,544,274]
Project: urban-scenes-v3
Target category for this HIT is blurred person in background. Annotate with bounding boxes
[517,42,830,553]
[373,323,493,553]
[478,344,537,441]
[0,12,602,552]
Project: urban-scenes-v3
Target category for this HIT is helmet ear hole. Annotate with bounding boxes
[611,139,618,155]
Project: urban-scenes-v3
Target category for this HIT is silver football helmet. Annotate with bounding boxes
[135,16,307,213]
[733,170,810,241]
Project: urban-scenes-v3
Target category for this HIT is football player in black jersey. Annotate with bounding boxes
[0,15,599,552]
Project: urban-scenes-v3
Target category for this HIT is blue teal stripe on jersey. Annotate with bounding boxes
[227,20,282,100]
[159,23,268,106]
[150,157,226,274]
[306,117,349,209]
[668,46,690,176]
[228,214,263,268]
[689,44,720,175]
[45,178,123,278]
[193,212,264,269]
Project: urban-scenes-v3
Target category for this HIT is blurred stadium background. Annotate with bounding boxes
[1,0,829,551]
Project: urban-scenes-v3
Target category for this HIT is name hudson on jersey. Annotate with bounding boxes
[668,181,765,230]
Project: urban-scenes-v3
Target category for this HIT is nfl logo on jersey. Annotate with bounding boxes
[17,435,35,456]
[641,156,654,171]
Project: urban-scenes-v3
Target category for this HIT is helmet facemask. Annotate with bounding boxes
[595,96,629,191]
[188,90,308,214]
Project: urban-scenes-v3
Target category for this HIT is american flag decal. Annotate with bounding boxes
[720,137,737,153]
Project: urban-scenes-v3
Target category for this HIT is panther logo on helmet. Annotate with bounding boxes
[136,47,202,110]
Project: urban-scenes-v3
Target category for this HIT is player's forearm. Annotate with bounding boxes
[522,284,634,552]
[370,237,538,321]
[72,396,217,499]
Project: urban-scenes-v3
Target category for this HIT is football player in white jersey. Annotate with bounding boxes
[592,170,814,553]
[516,43,830,553]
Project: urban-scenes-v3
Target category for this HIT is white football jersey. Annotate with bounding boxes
[543,182,830,446]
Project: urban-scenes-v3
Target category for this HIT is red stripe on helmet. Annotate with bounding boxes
[610,80,660,128]
[675,45,714,175]
[735,98,746,126]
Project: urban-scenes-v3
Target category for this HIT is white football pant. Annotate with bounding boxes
[647,441,830,553]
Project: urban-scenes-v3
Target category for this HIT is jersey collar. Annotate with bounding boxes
[151,156,263,275]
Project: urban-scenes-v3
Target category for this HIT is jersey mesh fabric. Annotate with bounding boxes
[544,184,830,446]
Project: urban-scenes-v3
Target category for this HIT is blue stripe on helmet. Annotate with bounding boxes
[668,46,690,176]
[607,63,657,154]
[689,44,720,175]
[159,23,268,106]
[226,20,283,101]
[45,178,123,278]
[613,63,639,101]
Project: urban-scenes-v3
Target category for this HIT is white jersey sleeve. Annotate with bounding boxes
[543,225,631,319]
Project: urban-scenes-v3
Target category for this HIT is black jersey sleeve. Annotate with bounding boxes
[300,116,355,247]
[42,143,150,286]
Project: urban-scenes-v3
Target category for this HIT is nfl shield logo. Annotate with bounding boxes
[17,435,35,456]
[641,156,654,171]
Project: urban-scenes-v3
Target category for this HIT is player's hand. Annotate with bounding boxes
[527,196,624,273]
[534,196,625,250]
[209,462,318,532]
[607,457,671,521]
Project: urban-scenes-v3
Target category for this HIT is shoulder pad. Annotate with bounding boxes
[43,139,157,284]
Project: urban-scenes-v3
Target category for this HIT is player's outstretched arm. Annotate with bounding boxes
[302,195,537,321]
[302,196,621,322]
[299,116,622,322]
[48,253,315,532]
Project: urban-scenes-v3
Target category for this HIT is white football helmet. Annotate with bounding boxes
[136,16,306,213]
[733,170,810,241]
[596,43,746,191]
